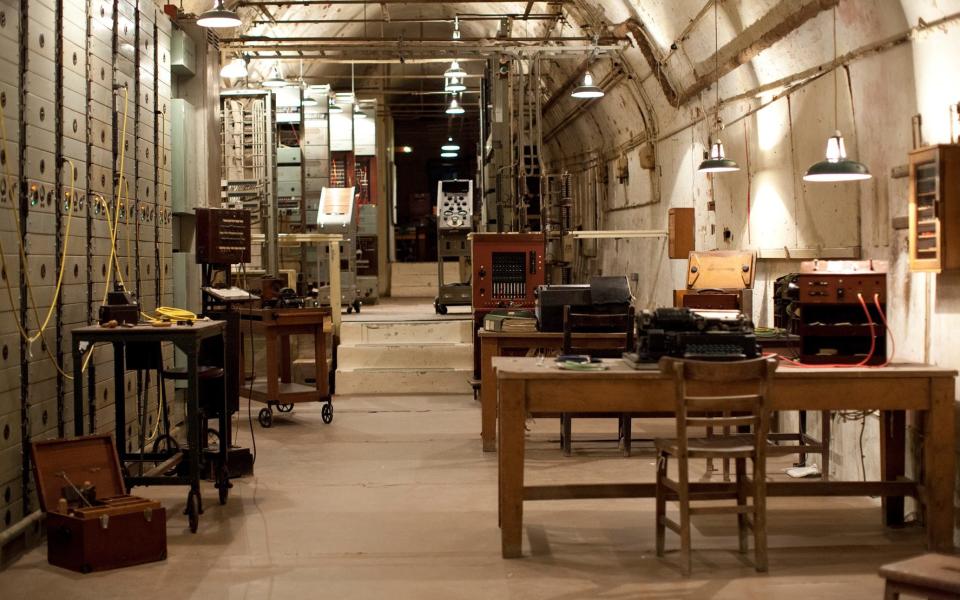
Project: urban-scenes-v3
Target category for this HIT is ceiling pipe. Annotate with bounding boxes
[612,18,679,106]
[251,15,563,25]
[237,0,572,5]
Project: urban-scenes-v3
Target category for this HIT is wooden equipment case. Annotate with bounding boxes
[31,435,167,573]
[674,250,755,317]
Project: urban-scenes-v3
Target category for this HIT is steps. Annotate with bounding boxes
[390,262,462,298]
[335,318,474,395]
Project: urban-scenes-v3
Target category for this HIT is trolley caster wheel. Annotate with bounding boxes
[321,402,334,424]
[217,465,231,506]
[277,403,294,413]
[258,407,273,428]
[185,489,201,533]
[346,305,353,314]
[436,303,448,315]
[152,434,180,454]
[352,300,362,313]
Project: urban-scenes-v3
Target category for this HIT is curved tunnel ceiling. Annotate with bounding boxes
[184,1,940,163]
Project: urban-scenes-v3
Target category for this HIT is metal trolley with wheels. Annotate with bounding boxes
[239,307,333,428]
[435,179,474,315]
[70,321,231,534]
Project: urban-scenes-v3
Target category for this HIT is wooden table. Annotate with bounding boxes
[479,330,627,452]
[494,357,956,558]
[239,307,331,427]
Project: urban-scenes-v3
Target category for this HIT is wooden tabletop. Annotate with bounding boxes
[479,330,625,339]
[492,357,957,380]
[71,320,225,339]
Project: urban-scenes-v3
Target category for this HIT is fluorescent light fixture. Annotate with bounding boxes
[446,98,465,115]
[441,152,458,158]
[445,76,466,93]
[220,57,248,79]
[571,71,604,99]
[803,131,872,182]
[262,62,286,88]
[698,140,740,173]
[441,137,460,152]
[197,0,241,28]
[444,60,466,78]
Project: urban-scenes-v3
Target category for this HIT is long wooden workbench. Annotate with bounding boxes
[478,330,627,452]
[493,357,957,558]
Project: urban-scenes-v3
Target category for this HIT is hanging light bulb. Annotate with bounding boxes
[698,138,740,173]
[262,62,286,88]
[197,0,241,28]
[444,60,466,79]
[698,1,739,174]
[219,55,248,79]
[452,16,461,41]
[446,97,465,115]
[570,71,604,99]
[441,137,460,152]
[445,76,466,93]
[803,8,871,183]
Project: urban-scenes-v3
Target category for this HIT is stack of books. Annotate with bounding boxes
[483,310,538,332]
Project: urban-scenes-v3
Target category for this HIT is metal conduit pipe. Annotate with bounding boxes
[0,510,44,550]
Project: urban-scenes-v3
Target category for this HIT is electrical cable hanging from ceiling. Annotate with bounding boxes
[698,0,739,173]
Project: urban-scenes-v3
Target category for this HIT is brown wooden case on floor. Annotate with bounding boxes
[30,435,167,574]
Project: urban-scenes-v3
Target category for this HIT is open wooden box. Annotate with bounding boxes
[674,250,756,318]
[30,435,167,573]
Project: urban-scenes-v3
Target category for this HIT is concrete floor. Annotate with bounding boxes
[0,394,924,599]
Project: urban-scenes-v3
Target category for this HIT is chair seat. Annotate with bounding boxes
[656,434,757,457]
[879,553,960,594]
[161,366,224,381]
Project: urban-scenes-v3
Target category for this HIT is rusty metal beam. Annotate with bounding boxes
[678,0,839,104]
[612,18,679,106]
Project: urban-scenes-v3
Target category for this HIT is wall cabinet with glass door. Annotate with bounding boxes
[909,144,960,272]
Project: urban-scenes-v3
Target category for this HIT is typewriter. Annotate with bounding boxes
[623,307,760,366]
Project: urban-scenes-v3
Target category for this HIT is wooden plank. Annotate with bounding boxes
[523,481,919,501]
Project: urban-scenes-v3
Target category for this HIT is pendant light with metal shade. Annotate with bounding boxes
[445,76,466,93]
[197,0,241,28]
[219,54,248,79]
[328,98,342,113]
[803,7,871,183]
[441,152,458,159]
[446,97,465,115]
[698,1,739,174]
[444,60,466,79]
[262,62,286,88]
[571,71,604,99]
[441,138,460,152]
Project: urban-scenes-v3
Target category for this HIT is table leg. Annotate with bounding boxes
[280,334,291,383]
[186,342,202,498]
[924,378,955,552]
[499,379,526,558]
[266,328,279,402]
[114,342,126,457]
[73,341,84,436]
[315,324,328,397]
[481,337,498,452]
[880,410,906,527]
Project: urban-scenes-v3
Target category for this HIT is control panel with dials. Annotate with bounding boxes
[437,179,474,230]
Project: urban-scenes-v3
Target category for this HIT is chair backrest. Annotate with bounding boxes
[562,305,635,358]
[659,356,777,455]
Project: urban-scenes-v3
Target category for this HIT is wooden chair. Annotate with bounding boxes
[879,553,960,600]
[655,356,776,576]
[560,305,635,457]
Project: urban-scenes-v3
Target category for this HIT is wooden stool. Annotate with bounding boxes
[879,554,960,600]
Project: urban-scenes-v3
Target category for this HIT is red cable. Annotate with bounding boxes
[873,293,894,367]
